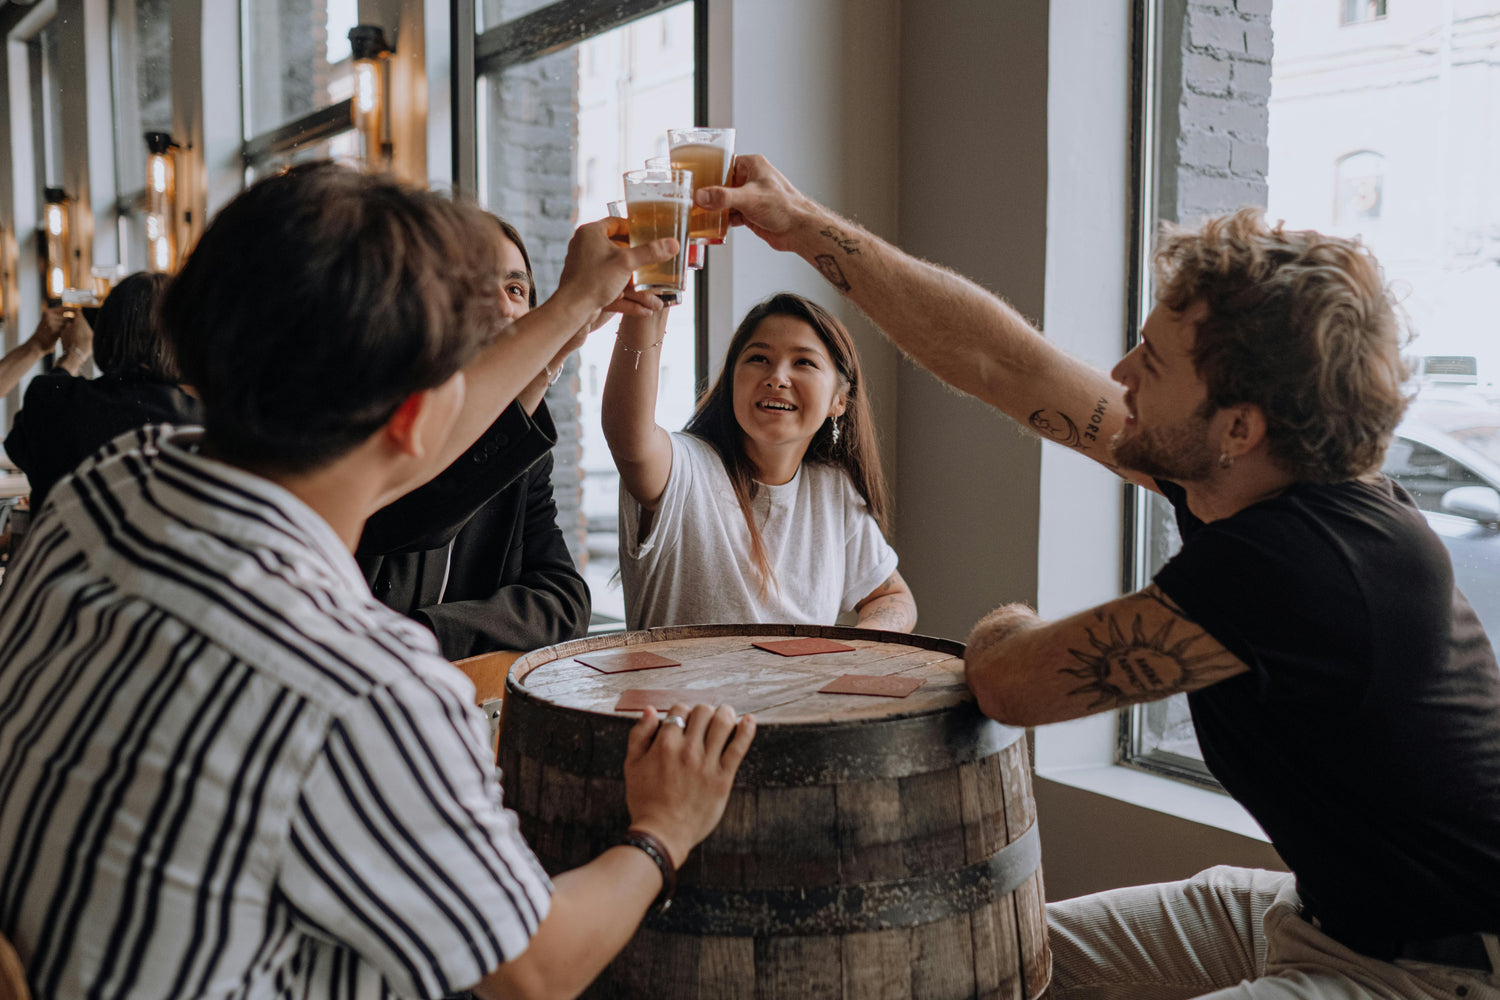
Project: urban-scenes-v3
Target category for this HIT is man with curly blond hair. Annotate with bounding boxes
[703,156,1500,999]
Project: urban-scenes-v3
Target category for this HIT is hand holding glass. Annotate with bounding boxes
[668,128,736,245]
[621,168,692,298]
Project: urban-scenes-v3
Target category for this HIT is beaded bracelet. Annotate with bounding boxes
[620,827,677,913]
[616,335,664,370]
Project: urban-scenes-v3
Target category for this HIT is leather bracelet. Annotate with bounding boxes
[621,828,677,914]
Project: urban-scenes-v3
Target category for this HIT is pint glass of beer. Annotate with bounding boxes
[667,128,735,245]
[621,168,692,296]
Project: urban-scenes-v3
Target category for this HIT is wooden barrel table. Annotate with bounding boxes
[498,625,1050,1000]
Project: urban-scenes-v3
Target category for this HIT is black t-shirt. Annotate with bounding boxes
[1153,477,1500,956]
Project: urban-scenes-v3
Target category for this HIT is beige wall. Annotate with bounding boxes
[1036,780,1287,901]
[720,0,1284,900]
[894,0,1048,643]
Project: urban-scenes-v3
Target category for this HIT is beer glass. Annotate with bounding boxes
[608,198,677,304]
[620,168,692,298]
[668,128,735,245]
[645,158,705,270]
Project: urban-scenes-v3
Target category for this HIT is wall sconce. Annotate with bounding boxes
[42,187,70,304]
[348,25,393,169]
[144,131,178,273]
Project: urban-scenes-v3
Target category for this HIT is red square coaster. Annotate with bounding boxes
[575,650,681,674]
[818,674,926,698]
[752,638,857,657]
[614,689,723,712]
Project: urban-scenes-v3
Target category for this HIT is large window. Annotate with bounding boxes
[472,0,702,630]
[1126,0,1500,783]
[110,0,172,273]
[240,0,360,179]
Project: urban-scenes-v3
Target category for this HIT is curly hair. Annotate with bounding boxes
[1153,208,1410,483]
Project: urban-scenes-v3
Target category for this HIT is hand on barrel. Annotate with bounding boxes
[555,218,677,325]
[624,703,755,869]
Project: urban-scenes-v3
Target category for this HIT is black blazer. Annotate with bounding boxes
[357,401,590,659]
[5,371,200,510]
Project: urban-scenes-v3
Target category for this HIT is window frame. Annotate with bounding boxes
[1117,0,1226,791]
[237,1,358,175]
[456,0,709,392]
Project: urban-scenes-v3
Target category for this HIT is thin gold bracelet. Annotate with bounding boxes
[616,335,664,371]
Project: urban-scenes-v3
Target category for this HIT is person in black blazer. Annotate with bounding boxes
[6,272,200,512]
[357,217,590,658]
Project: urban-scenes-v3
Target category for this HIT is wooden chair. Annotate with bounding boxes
[0,929,29,1000]
[452,650,525,758]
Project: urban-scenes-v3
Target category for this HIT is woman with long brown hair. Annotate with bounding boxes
[603,291,916,630]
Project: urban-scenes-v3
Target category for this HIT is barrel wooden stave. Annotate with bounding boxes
[497,626,1050,999]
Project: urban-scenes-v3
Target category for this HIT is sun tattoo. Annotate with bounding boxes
[1061,615,1222,709]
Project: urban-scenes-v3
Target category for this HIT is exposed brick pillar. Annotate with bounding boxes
[479,49,588,566]
[1156,0,1274,224]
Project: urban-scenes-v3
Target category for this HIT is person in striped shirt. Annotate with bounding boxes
[0,163,755,1000]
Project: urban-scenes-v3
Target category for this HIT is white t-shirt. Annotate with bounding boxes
[620,432,899,628]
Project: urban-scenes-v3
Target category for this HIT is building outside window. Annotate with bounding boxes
[1127,0,1500,781]
[110,0,172,273]
[1342,0,1389,25]
[474,0,699,630]
[240,0,360,179]
[1333,150,1384,224]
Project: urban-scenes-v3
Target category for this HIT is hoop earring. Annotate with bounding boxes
[830,416,841,446]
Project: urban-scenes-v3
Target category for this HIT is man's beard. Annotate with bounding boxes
[1109,412,1217,483]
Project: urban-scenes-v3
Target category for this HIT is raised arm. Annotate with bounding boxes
[0,307,76,397]
[424,219,676,486]
[600,307,675,511]
[701,157,1150,488]
[963,585,1249,727]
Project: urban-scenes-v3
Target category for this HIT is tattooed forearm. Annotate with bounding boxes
[815,254,852,293]
[1138,583,1186,617]
[1060,609,1240,710]
[966,603,1042,661]
[856,595,917,633]
[819,227,862,255]
[1028,409,1082,449]
[1081,397,1109,446]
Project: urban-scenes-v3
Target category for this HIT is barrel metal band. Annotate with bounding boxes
[645,823,1042,937]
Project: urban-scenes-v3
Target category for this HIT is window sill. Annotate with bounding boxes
[1035,760,1269,843]
[1033,713,1269,843]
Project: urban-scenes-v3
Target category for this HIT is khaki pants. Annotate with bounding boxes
[1048,866,1500,999]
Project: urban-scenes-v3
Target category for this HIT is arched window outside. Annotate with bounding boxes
[1335,150,1384,223]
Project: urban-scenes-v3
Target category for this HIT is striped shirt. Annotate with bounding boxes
[0,426,553,1000]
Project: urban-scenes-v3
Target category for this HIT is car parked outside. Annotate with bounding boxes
[1381,384,1500,647]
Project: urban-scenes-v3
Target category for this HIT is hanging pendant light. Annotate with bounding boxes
[348,25,393,169]
[42,187,70,304]
[144,131,178,273]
